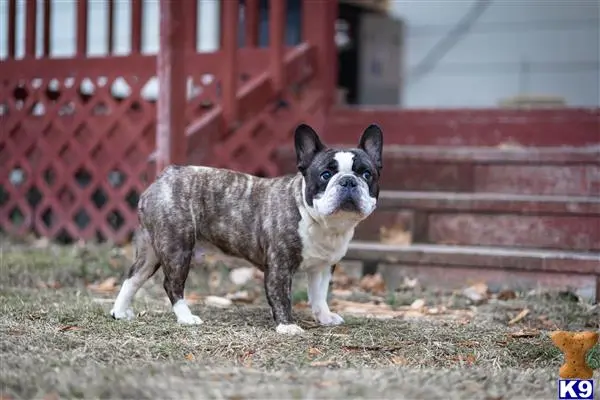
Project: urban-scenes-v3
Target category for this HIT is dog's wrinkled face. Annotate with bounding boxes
[294,124,383,220]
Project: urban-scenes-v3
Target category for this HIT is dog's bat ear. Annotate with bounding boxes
[294,124,325,173]
[358,124,383,171]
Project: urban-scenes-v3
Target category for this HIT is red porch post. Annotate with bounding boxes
[302,0,337,113]
[221,0,239,128]
[156,0,187,174]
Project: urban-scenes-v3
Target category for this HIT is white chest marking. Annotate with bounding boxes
[297,207,355,271]
[334,151,355,174]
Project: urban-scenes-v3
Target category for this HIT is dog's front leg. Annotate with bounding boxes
[308,266,344,326]
[264,262,303,335]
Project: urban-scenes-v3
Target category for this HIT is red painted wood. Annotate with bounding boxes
[7,0,16,58]
[25,0,36,58]
[107,0,115,54]
[42,0,51,56]
[76,0,88,56]
[222,0,239,126]
[325,108,600,146]
[131,0,143,54]
[156,0,187,173]
[245,0,259,47]
[186,0,198,52]
[270,0,285,92]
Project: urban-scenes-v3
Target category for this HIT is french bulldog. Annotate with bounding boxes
[110,123,383,335]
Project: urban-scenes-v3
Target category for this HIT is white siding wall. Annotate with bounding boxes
[390,0,600,108]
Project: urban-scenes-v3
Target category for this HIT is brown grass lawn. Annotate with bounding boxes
[1,237,598,399]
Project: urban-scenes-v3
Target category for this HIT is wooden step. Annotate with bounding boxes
[343,241,600,301]
[355,191,600,251]
[275,145,600,196]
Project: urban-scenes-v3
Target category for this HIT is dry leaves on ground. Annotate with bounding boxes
[461,282,489,304]
[358,273,386,295]
[87,277,118,293]
[508,308,529,325]
[380,225,412,246]
[331,299,474,322]
[508,328,540,338]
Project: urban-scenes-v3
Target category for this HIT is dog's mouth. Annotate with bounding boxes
[339,197,359,212]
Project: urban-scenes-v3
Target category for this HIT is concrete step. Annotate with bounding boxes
[275,145,600,196]
[343,241,600,302]
[355,191,600,251]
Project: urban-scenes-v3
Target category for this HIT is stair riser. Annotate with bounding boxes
[275,150,600,196]
[363,262,597,301]
[356,210,600,251]
[381,162,600,196]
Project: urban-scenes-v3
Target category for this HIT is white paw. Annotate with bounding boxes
[276,323,305,335]
[316,311,344,326]
[110,308,135,321]
[177,314,203,325]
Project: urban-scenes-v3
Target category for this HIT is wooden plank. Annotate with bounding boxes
[8,0,16,58]
[131,0,143,53]
[270,0,285,92]
[156,0,188,173]
[244,0,259,47]
[76,0,88,56]
[42,0,51,56]
[107,0,115,54]
[221,0,239,126]
[345,241,600,275]
[25,0,37,58]
[376,191,600,216]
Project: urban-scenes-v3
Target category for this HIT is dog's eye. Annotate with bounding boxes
[362,171,372,181]
[320,171,332,181]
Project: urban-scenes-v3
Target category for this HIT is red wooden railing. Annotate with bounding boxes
[0,0,337,244]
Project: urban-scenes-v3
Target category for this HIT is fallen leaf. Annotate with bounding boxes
[229,267,256,286]
[402,277,419,289]
[58,325,80,332]
[359,273,386,295]
[239,350,254,367]
[315,380,336,388]
[331,265,356,290]
[205,296,233,308]
[226,290,255,303]
[331,289,353,298]
[390,355,408,365]
[496,290,517,301]
[410,299,426,310]
[308,347,322,358]
[185,353,195,361]
[509,328,540,338]
[380,225,412,246]
[508,308,529,325]
[186,292,202,305]
[87,277,118,293]
[309,359,339,368]
[462,282,489,304]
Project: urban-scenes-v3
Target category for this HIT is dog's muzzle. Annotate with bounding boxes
[337,176,360,212]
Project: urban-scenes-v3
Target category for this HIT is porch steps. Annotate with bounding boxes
[356,191,600,251]
[343,241,600,301]
[275,145,600,196]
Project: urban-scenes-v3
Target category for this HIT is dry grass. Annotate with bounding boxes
[0,237,598,399]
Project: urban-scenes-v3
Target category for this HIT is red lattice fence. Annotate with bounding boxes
[0,0,335,244]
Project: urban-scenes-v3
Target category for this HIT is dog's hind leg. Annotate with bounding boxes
[110,228,161,320]
[156,230,202,325]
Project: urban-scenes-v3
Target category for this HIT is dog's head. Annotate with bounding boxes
[294,123,383,221]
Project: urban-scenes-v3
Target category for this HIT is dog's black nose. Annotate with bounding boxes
[338,176,357,188]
